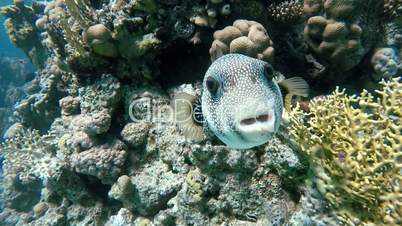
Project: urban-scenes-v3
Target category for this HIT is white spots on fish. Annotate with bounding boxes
[175,54,309,146]
[201,54,284,149]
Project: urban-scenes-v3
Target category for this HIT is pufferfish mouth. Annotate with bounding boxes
[240,113,271,126]
[236,111,276,136]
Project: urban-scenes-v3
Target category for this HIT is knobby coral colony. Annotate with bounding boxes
[0,0,401,225]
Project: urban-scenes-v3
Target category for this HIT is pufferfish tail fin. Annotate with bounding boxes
[172,92,205,142]
[277,77,309,112]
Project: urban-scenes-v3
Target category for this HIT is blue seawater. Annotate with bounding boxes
[0,0,29,58]
[0,0,35,183]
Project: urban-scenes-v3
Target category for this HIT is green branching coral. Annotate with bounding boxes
[289,78,402,225]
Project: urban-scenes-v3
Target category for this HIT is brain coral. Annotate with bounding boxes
[289,78,402,225]
[209,19,274,62]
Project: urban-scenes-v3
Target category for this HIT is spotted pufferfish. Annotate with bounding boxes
[174,53,309,149]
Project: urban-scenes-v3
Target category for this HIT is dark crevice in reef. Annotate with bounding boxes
[269,168,302,203]
[255,148,266,166]
[78,174,118,205]
[282,176,303,203]
[90,0,104,9]
[157,39,211,89]
[269,25,309,77]
[10,190,42,212]
[108,102,127,135]
[116,76,136,87]
[209,136,226,147]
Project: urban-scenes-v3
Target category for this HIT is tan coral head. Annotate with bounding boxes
[209,19,274,63]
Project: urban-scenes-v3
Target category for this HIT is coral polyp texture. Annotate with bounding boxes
[209,19,275,62]
[371,47,401,80]
[289,78,402,225]
[383,0,402,18]
[303,0,367,71]
[303,0,397,77]
[267,0,304,24]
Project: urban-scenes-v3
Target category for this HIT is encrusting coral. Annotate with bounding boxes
[70,139,127,184]
[289,78,402,225]
[371,47,401,80]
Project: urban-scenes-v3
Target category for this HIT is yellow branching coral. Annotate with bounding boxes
[289,78,402,225]
[1,129,50,182]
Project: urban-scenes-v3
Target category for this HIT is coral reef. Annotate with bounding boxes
[0,129,48,213]
[303,0,371,71]
[289,78,402,225]
[0,56,34,138]
[71,139,127,184]
[0,78,311,225]
[383,0,402,18]
[210,19,275,62]
[23,0,235,80]
[13,61,71,131]
[371,47,401,80]
[267,0,304,24]
[0,0,47,68]
[189,0,232,28]
[1,0,401,225]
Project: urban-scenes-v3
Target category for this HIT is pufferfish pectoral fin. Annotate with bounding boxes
[171,92,205,142]
[277,77,310,112]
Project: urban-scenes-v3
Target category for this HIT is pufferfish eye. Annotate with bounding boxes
[264,64,275,81]
[206,76,219,96]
